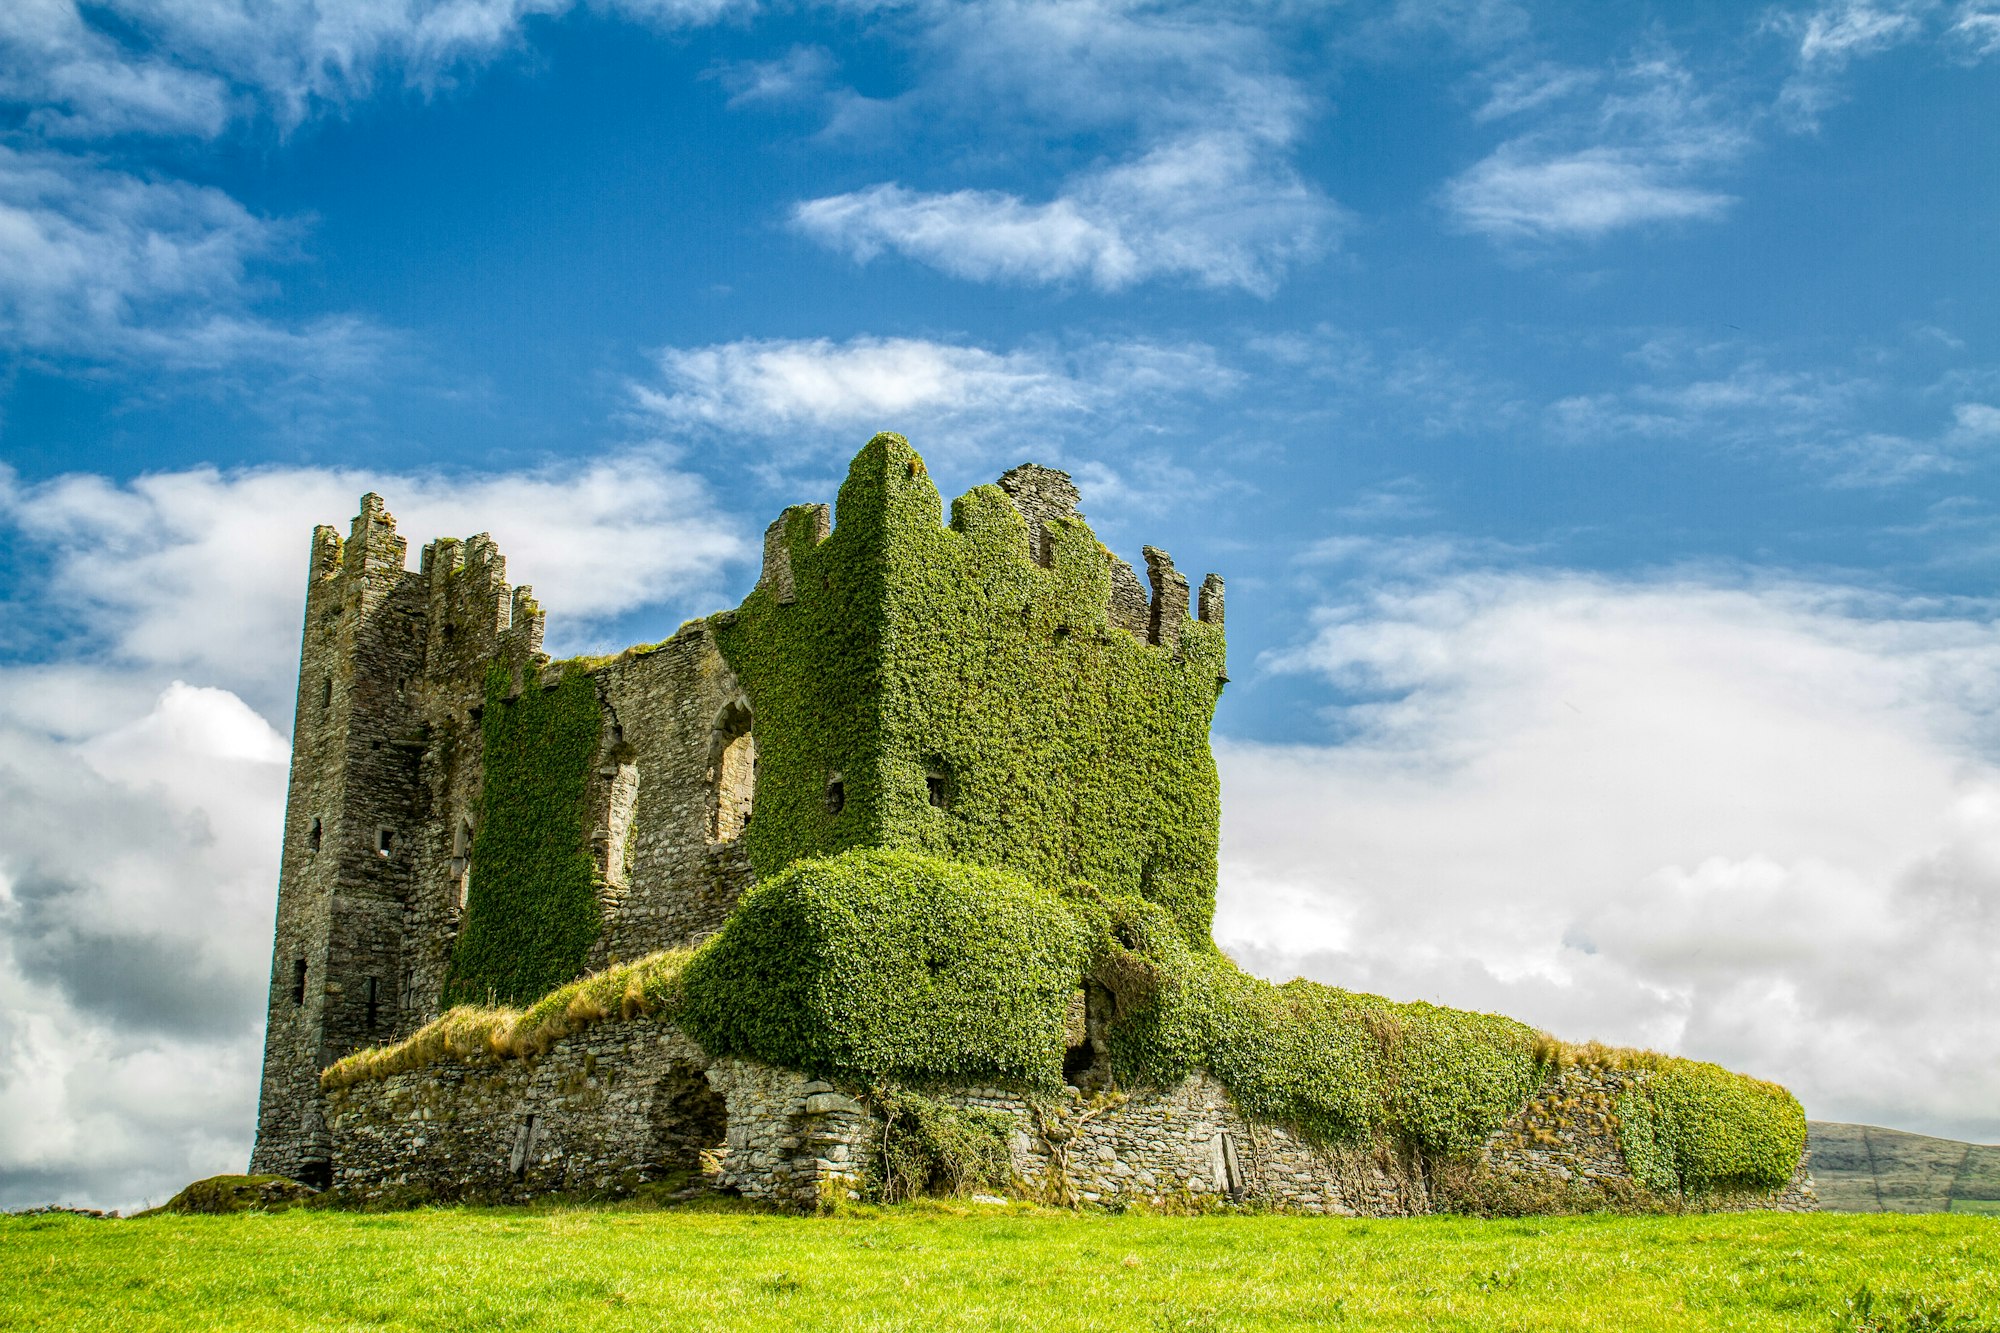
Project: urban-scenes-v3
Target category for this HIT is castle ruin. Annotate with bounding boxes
[250,434,1813,1213]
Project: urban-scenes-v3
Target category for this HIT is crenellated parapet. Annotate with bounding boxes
[421,533,546,682]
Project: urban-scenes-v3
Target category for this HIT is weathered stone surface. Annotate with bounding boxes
[323,1017,1814,1215]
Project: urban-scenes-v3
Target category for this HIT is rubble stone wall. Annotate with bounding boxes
[323,1019,1814,1215]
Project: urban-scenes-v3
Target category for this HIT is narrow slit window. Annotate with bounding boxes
[376,827,395,857]
[320,676,333,714]
[308,818,322,852]
[290,959,307,1006]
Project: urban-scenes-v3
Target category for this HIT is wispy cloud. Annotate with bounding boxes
[1956,4,2000,55]
[2,0,754,141]
[632,333,1238,472]
[0,145,386,370]
[1444,56,1749,243]
[793,133,1340,295]
[1540,333,2000,486]
[790,1,1341,294]
[1773,0,1935,124]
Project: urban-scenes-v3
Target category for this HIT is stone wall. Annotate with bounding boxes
[321,1017,1814,1216]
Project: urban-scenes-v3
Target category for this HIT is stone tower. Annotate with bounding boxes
[247,496,545,1182]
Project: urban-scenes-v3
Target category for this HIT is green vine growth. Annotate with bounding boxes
[445,663,605,1007]
[714,434,1226,945]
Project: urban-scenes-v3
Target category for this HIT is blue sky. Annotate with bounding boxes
[3,0,2000,1210]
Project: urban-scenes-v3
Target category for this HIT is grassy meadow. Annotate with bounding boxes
[3,1202,1996,1332]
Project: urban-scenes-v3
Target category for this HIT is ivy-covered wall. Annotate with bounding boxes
[445,663,605,1007]
[715,433,1227,944]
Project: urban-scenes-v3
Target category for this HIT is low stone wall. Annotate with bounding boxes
[321,1018,1813,1214]
[324,1022,718,1203]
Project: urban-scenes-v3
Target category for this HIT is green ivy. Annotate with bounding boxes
[871,1085,1016,1201]
[445,663,605,1007]
[1614,1086,1679,1195]
[1072,891,1545,1156]
[678,848,1088,1086]
[1617,1060,1806,1195]
[714,434,1226,945]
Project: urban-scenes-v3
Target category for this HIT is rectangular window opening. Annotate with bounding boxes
[291,959,307,1006]
[365,976,380,1031]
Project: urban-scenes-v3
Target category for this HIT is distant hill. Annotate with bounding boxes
[1808,1121,2000,1214]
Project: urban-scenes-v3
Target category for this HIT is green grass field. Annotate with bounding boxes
[2,1204,1995,1331]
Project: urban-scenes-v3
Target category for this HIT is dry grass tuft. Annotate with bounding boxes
[321,950,692,1090]
[1533,1034,1674,1072]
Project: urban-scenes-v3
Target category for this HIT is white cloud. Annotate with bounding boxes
[1,0,753,141]
[1793,0,1929,65]
[0,144,386,368]
[1772,1,1937,125]
[1219,569,2000,1141]
[1445,57,1748,243]
[0,450,752,1210]
[0,454,748,719]
[0,678,289,1211]
[710,44,835,106]
[631,334,1237,473]
[795,132,1339,295]
[1540,341,2000,486]
[1956,5,2000,55]
[790,1,1339,294]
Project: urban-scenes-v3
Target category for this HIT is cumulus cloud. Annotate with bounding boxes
[631,333,1237,475]
[0,451,751,1210]
[0,679,289,1210]
[0,454,747,720]
[1445,57,1749,243]
[1217,567,2000,1142]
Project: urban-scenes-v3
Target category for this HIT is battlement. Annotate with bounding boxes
[754,444,1221,655]
[420,532,545,678]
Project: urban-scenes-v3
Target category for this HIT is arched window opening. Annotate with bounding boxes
[824,771,846,816]
[708,701,755,843]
